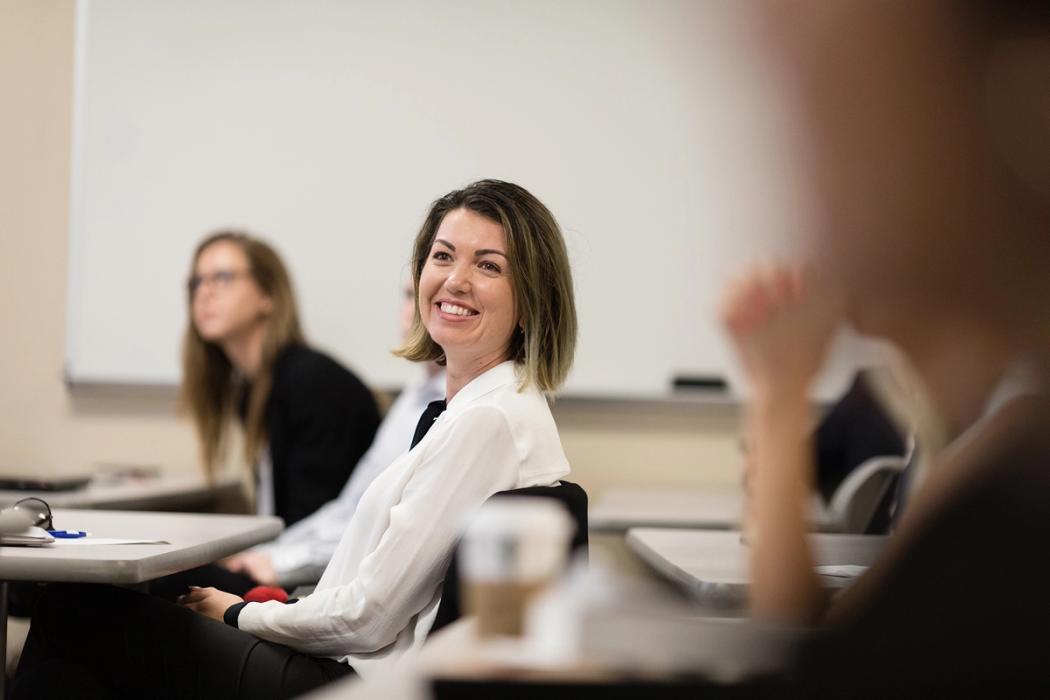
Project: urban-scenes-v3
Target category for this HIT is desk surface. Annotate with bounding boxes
[590,489,836,533]
[0,472,242,511]
[0,509,282,584]
[627,528,886,607]
[592,491,835,533]
[590,488,745,533]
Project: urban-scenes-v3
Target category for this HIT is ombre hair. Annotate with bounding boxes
[180,231,304,478]
[395,180,577,393]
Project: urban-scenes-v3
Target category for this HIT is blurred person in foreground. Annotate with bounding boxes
[722,0,1050,692]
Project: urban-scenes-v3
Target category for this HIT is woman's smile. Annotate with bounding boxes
[435,300,479,318]
[418,208,517,369]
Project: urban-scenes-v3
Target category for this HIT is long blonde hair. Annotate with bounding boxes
[180,231,304,478]
[395,180,577,393]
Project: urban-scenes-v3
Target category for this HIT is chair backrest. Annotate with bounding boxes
[827,455,907,534]
[429,480,588,635]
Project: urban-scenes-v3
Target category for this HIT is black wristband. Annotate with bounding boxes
[223,601,250,628]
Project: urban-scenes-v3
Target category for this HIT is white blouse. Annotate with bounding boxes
[236,361,571,677]
[252,372,446,586]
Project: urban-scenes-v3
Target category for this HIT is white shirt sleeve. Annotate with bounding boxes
[236,405,523,656]
[251,377,443,587]
[254,445,390,587]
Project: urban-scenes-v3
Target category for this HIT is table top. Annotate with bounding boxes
[626,527,886,607]
[0,472,242,511]
[0,509,282,584]
[590,488,837,533]
[589,488,745,533]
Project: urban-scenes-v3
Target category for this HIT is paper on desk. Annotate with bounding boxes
[815,564,868,579]
[50,537,170,546]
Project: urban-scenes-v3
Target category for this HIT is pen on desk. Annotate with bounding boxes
[48,530,89,538]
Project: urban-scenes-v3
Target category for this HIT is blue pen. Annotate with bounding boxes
[48,530,89,539]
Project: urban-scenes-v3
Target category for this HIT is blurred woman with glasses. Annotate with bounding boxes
[161,232,381,594]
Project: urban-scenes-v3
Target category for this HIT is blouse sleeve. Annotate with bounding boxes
[236,404,523,656]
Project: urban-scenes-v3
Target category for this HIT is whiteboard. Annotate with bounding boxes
[67,0,828,397]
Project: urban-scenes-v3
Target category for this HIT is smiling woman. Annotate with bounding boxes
[12,181,579,699]
[417,209,519,397]
[397,179,577,398]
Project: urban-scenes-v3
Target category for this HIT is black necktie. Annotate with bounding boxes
[411,400,447,449]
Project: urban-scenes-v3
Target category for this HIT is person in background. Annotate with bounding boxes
[742,369,908,523]
[814,370,906,506]
[12,179,578,698]
[722,0,1050,691]
[221,281,445,589]
[160,231,380,598]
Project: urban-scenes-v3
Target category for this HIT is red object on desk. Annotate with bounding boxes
[243,586,289,604]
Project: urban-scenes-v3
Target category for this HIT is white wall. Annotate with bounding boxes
[66,0,812,397]
[0,0,742,498]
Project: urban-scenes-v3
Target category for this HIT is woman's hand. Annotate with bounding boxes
[720,263,842,623]
[720,264,843,401]
[178,586,244,622]
[221,551,279,587]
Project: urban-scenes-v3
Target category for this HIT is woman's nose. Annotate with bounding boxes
[444,266,471,293]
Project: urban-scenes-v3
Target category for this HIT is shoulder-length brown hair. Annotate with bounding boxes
[181,231,304,478]
[395,180,577,393]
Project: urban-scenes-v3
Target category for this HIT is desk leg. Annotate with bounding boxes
[1,580,7,698]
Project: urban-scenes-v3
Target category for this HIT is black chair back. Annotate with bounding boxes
[429,480,588,635]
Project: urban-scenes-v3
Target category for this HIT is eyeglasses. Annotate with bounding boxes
[13,497,53,530]
[187,269,250,296]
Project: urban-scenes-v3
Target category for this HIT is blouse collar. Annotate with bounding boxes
[446,361,519,411]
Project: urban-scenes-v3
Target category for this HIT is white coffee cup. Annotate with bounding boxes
[460,497,573,637]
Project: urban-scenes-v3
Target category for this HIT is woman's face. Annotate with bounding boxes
[766,1,992,333]
[418,208,518,368]
[190,241,272,344]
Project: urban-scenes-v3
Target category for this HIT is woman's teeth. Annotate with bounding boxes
[439,302,478,317]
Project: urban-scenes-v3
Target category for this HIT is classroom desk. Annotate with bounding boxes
[590,488,838,533]
[626,527,886,608]
[0,472,243,512]
[305,531,888,699]
[0,509,282,693]
[589,488,745,533]
[304,612,789,699]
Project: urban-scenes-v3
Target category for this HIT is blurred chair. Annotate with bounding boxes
[825,455,907,534]
[429,480,589,635]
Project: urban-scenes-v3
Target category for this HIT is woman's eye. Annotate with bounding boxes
[479,260,501,274]
[431,251,452,262]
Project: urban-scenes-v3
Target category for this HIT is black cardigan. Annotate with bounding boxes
[815,372,906,504]
[241,344,380,527]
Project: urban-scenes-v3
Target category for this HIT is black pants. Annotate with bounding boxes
[11,584,354,700]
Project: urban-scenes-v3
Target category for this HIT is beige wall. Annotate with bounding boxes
[0,0,742,498]
[0,0,200,478]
